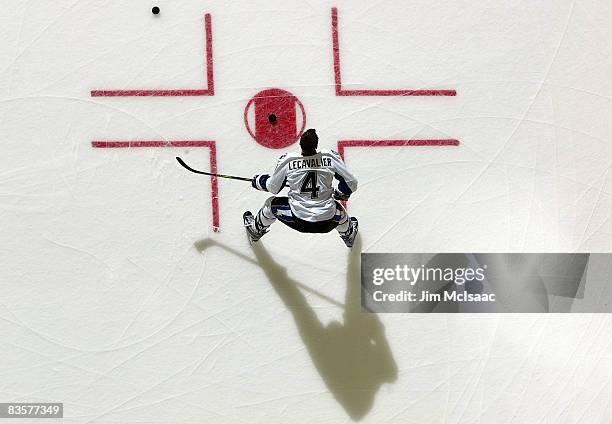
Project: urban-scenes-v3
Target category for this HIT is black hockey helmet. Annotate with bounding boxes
[300,129,318,155]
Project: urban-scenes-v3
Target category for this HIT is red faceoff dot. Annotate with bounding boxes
[244,88,306,149]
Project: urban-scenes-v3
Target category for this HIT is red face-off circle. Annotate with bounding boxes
[244,88,306,149]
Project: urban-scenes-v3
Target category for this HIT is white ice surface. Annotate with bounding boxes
[1,0,611,422]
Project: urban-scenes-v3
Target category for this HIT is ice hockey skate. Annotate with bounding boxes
[339,217,359,248]
[243,211,267,244]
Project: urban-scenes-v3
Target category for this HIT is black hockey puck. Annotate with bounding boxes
[152,6,160,15]
[268,114,277,124]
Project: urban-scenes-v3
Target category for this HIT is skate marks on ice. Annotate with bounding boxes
[194,237,398,420]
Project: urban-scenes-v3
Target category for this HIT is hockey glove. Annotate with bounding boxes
[333,189,350,201]
[252,174,270,191]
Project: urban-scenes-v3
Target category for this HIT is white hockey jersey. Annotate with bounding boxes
[254,149,358,222]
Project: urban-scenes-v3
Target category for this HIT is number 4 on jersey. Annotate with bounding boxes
[300,171,320,199]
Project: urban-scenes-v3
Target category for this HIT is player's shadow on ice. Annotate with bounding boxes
[194,237,397,421]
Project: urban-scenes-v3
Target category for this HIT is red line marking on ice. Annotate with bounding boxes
[331,8,456,97]
[91,14,214,97]
[91,140,220,232]
[337,139,460,158]
[337,139,460,207]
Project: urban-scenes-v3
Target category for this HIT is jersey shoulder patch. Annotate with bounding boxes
[275,152,300,170]
[278,151,302,161]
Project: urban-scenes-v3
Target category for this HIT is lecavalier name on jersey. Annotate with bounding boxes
[288,157,333,171]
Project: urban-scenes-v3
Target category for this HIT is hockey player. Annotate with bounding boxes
[244,129,359,247]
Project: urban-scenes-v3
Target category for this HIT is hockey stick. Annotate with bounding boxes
[176,157,253,182]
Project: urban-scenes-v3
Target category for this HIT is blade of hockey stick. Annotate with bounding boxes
[176,157,253,182]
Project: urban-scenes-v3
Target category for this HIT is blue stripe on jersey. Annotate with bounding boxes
[334,172,352,195]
